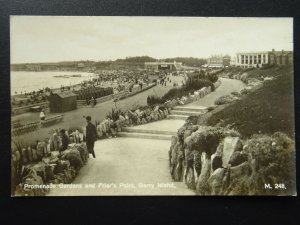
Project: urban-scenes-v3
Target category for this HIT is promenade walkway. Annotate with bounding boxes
[48,78,246,196]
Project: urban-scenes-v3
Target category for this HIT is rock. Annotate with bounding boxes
[31,149,37,162]
[174,162,183,181]
[45,164,55,181]
[173,150,184,181]
[54,160,70,174]
[223,162,251,195]
[222,137,240,168]
[229,162,251,181]
[185,167,196,189]
[74,143,89,164]
[51,151,60,158]
[62,149,83,171]
[196,153,211,195]
[31,163,46,183]
[23,170,46,196]
[211,154,222,171]
[228,151,248,167]
[193,152,201,178]
[209,168,226,195]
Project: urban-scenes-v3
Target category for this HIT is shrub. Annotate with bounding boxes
[215,95,238,105]
[147,95,165,105]
[207,73,218,83]
[239,132,296,195]
[240,88,250,95]
[186,78,214,91]
[207,106,216,112]
[231,91,241,97]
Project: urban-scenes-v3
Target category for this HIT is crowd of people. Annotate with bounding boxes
[74,86,113,101]
[12,87,51,107]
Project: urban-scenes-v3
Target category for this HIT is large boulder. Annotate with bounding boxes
[222,137,242,168]
[173,149,185,181]
[184,126,240,157]
[211,154,222,171]
[228,151,248,167]
[208,168,226,195]
[196,153,211,195]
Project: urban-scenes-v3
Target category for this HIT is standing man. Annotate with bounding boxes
[59,129,69,152]
[85,116,97,158]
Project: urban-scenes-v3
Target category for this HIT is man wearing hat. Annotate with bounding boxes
[85,116,97,158]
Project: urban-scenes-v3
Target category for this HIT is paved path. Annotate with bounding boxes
[48,138,194,196]
[48,78,245,196]
[186,78,246,107]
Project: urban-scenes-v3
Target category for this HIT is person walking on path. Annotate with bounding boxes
[85,116,97,158]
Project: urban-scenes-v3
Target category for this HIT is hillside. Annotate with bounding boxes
[207,66,294,138]
[11,56,207,71]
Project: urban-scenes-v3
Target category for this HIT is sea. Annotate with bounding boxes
[11,71,97,95]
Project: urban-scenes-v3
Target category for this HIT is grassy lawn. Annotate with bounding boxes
[207,66,294,138]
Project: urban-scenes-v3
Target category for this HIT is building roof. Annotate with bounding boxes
[145,62,182,65]
[269,50,293,56]
[53,91,77,98]
[236,51,269,55]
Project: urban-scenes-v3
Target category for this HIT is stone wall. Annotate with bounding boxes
[12,143,89,196]
[169,124,296,195]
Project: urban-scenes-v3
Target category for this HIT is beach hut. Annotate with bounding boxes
[48,91,77,113]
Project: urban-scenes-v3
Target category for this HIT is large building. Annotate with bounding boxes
[145,61,184,71]
[235,49,293,68]
[206,55,231,68]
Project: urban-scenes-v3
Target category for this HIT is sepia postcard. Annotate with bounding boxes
[10,16,296,196]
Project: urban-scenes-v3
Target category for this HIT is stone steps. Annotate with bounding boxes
[122,127,176,135]
[170,110,203,116]
[118,132,172,140]
[173,106,208,112]
[167,114,190,120]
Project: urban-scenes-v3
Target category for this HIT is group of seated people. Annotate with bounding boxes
[95,105,171,139]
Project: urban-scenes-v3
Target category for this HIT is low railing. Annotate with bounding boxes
[12,121,40,136]
[12,102,49,116]
[40,115,64,127]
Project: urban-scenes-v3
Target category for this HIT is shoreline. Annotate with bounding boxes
[11,71,97,98]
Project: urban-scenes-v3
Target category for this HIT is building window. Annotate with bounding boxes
[258,55,261,64]
[263,55,266,63]
[254,56,257,64]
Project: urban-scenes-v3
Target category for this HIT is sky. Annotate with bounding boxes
[10,16,293,64]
